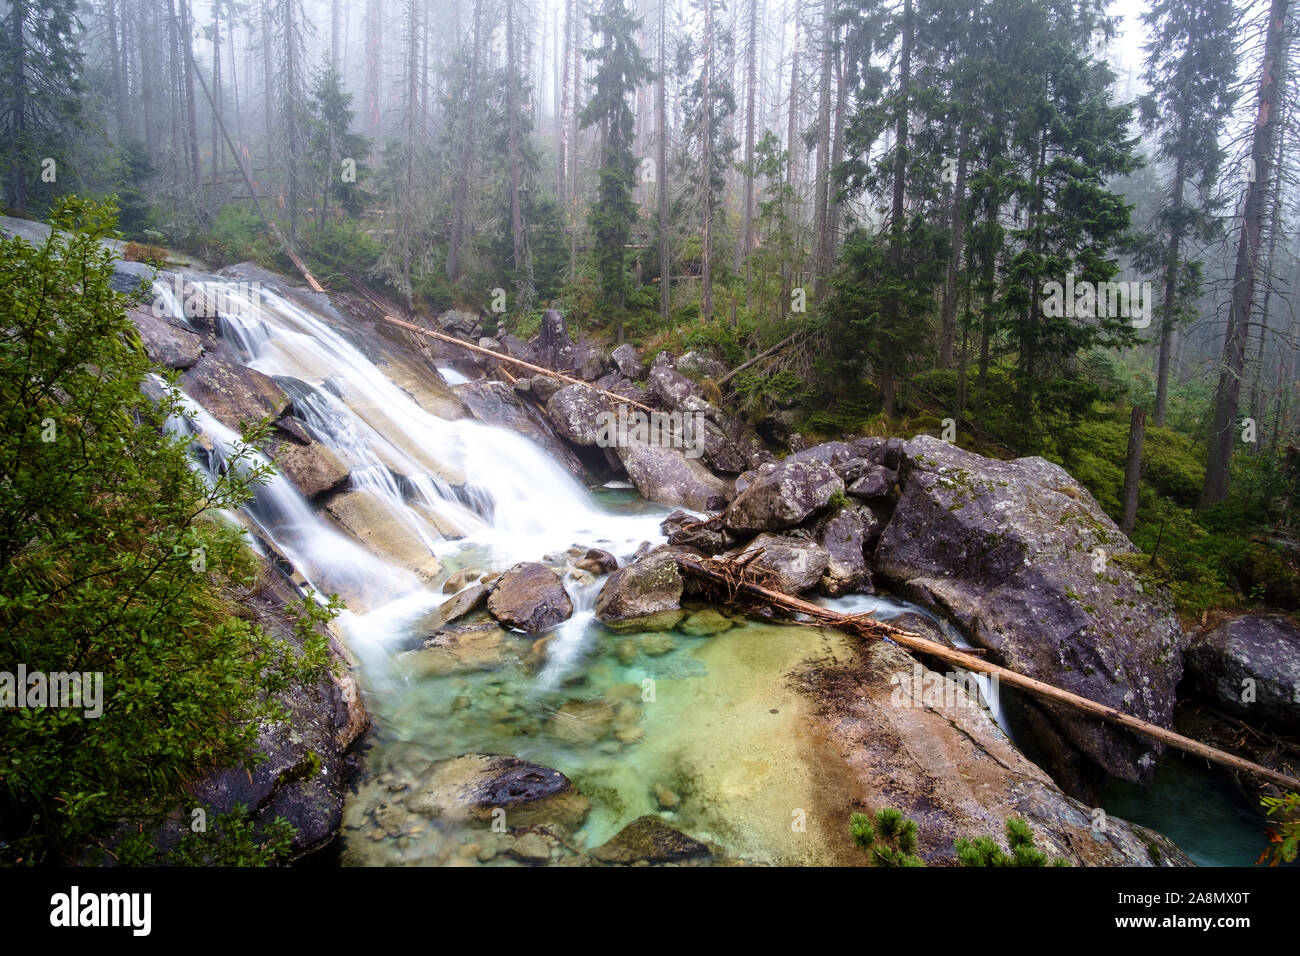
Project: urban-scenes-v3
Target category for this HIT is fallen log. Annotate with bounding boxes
[673,554,1300,793]
[377,314,654,413]
[716,331,805,389]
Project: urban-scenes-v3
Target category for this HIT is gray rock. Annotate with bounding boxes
[847,465,899,501]
[437,309,480,338]
[617,439,731,512]
[487,562,574,634]
[648,364,703,409]
[724,457,843,534]
[676,351,729,381]
[545,384,611,446]
[735,533,830,594]
[874,435,1185,788]
[661,509,737,554]
[596,551,685,633]
[404,754,589,830]
[815,506,873,596]
[610,343,642,379]
[1184,615,1300,732]
[128,304,204,369]
[181,351,290,432]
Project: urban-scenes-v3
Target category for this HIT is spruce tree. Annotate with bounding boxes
[582,0,652,342]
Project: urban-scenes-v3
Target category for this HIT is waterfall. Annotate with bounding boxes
[152,271,665,667]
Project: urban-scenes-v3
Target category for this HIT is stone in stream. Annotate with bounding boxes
[595,551,686,633]
[1183,614,1300,733]
[678,608,734,637]
[732,533,830,595]
[873,435,1185,791]
[398,623,509,677]
[487,562,574,634]
[425,584,488,630]
[404,754,590,830]
[575,548,619,575]
[724,457,843,534]
[590,815,711,864]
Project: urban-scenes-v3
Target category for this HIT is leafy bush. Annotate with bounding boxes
[0,198,327,863]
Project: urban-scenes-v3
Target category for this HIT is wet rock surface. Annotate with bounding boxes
[488,562,575,634]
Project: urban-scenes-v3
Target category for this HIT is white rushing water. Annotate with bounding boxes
[154,272,666,667]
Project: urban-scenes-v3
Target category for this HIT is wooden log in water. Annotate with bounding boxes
[673,554,1300,793]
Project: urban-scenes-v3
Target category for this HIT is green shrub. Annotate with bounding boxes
[954,817,1070,867]
[849,807,925,866]
[0,198,328,864]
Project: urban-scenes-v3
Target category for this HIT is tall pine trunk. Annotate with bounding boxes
[1200,0,1289,508]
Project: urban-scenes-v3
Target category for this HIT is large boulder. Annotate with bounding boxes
[647,364,703,409]
[596,551,685,632]
[487,562,574,634]
[1183,615,1300,733]
[734,533,830,594]
[533,308,579,371]
[590,815,712,864]
[436,309,480,338]
[815,506,873,596]
[676,351,729,382]
[616,439,731,512]
[874,435,1185,790]
[545,384,611,446]
[724,457,843,534]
